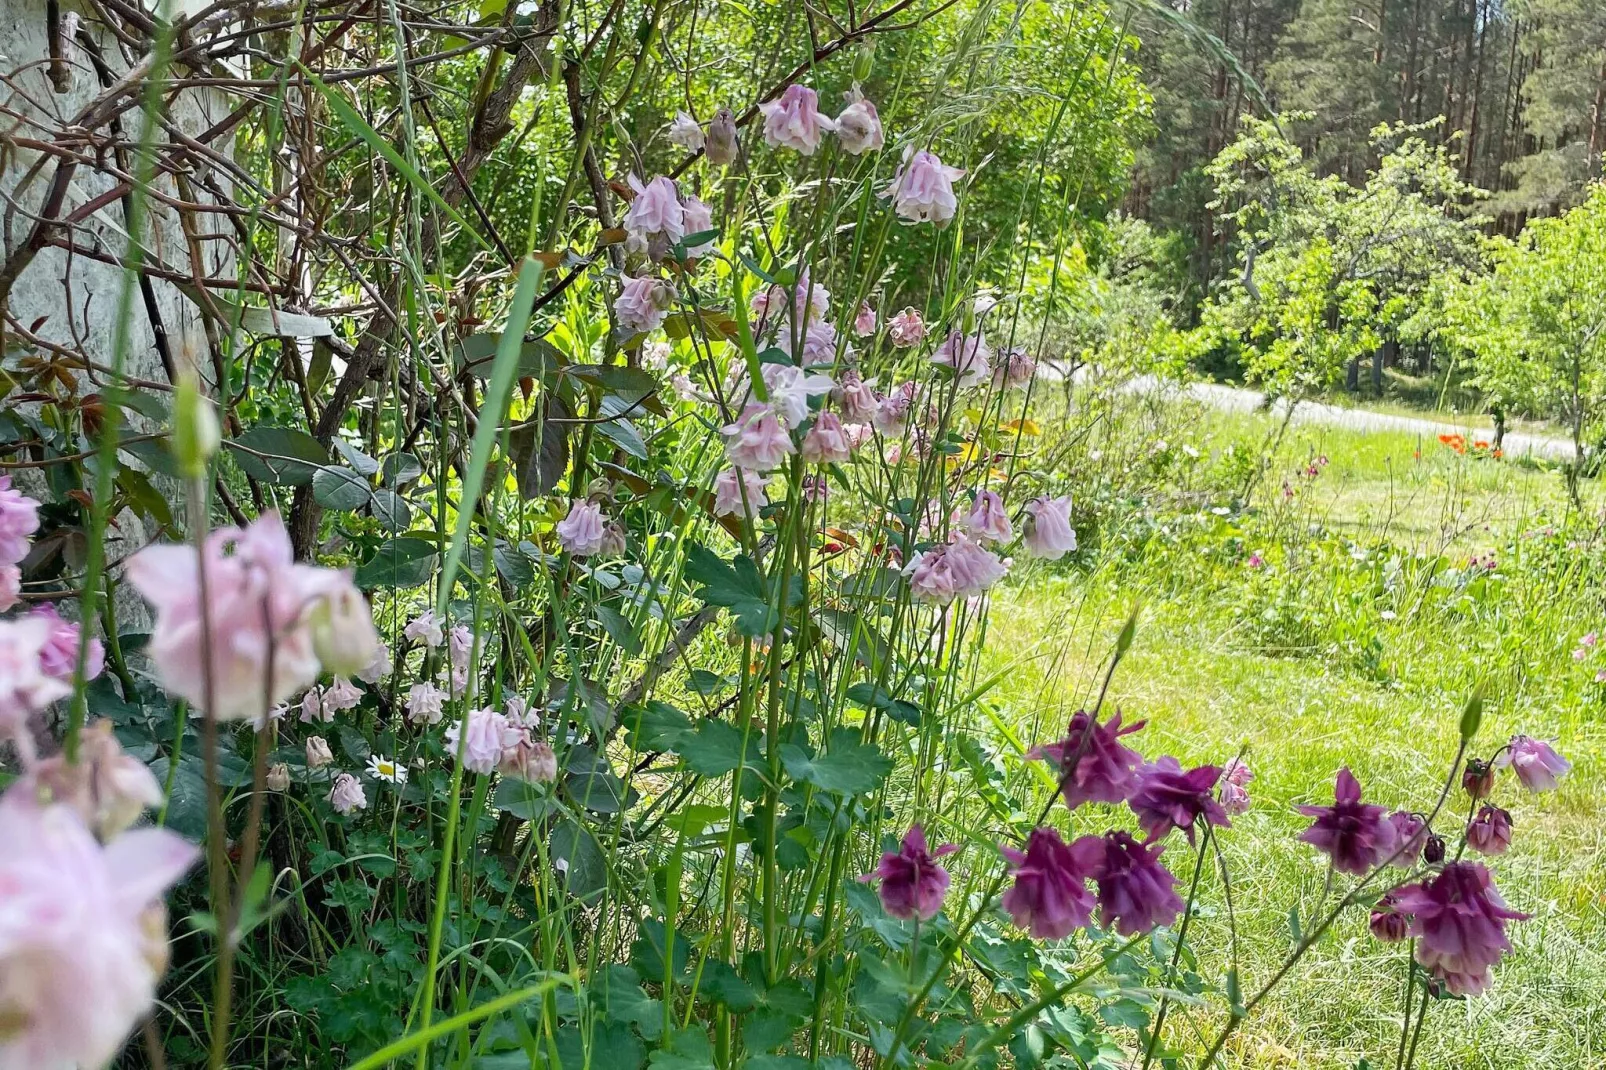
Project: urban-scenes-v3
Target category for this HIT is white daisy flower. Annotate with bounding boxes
[366,754,407,784]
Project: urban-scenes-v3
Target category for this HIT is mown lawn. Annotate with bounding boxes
[982,408,1606,1069]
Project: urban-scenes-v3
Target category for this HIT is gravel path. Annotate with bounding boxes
[1102,374,1578,461]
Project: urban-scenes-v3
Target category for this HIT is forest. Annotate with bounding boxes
[0,0,1601,1068]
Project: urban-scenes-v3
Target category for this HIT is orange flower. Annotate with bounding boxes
[1438,433,1466,454]
[1473,440,1490,451]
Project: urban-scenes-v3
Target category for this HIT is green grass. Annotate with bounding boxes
[980,406,1606,1069]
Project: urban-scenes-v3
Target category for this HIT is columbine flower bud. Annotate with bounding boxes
[307,583,381,678]
[266,763,291,792]
[1462,758,1496,799]
[705,107,739,166]
[1422,833,1446,865]
[305,735,333,769]
[172,372,220,478]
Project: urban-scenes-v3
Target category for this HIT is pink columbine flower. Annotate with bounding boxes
[0,473,40,564]
[853,301,877,338]
[872,386,914,436]
[778,318,842,367]
[405,682,447,725]
[887,307,926,347]
[623,174,685,251]
[862,825,958,921]
[992,346,1037,390]
[681,195,717,258]
[355,641,390,685]
[1387,811,1428,868]
[0,562,20,612]
[761,364,835,429]
[1296,767,1398,876]
[1369,891,1411,942]
[882,147,965,224]
[0,791,197,1070]
[598,521,627,557]
[963,490,1012,545]
[666,111,704,152]
[1395,861,1530,995]
[1029,709,1147,810]
[833,369,881,423]
[712,467,770,518]
[1219,757,1253,814]
[834,85,884,155]
[759,84,833,154]
[1127,757,1229,843]
[446,707,513,774]
[802,412,853,464]
[614,275,676,334]
[305,736,333,769]
[557,499,608,556]
[1466,804,1513,856]
[723,404,795,472]
[931,330,991,389]
[705,107,739,165]
[1022,495,1077,560]
[944,535,1009,605]
[404,609,444,648]
[19,719,163,840]
[31,603,103,682]
[0,617,71,742]
[124,512,376,723]
[1000,826,1096,939]
[1495,734,1571,792]
[501,731,558,783]
[327,772,367,814]
[1071,830,1183,936]
[752,270,831,329]
[1462,758,1496,799]
[266,763,291,792]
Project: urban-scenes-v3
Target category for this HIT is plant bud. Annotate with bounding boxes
[266,762,291,792]
[1422,833,1446,865]
[1462,758,1496,799]
[173,372,220,478]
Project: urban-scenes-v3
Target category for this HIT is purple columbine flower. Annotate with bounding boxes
[1466,804,1513,856]
[861,825,958,921]
[1000,826,1096,940]
[1027,710,1146,810]
[1395,862,1530,995]
[1296,767,1398,876]
[1461,758,1496,800]
[1495,735,1571,792]
[1386,811,1428,868]
[1070,830,1183,937]
[1369,891,1410,942]
[1126,757,1229,843]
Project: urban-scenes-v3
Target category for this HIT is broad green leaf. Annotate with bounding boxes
[229,426,328,486]
[354,537,438,589]
[780,729,892,796]
[312,465,372,511]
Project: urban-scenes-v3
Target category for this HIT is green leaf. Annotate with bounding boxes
[492,778,556,820]
[595,414,648,458]
[624,700,694,753]
[312,465,372,511]
[509,393,571,498]
[780,729,892,796]
[228,426,328,486]
[332,440,380,476]
[550,819,608,899]
[648,1027,714,1070]
[355,537,438,589]
[595,605,642,654]
[369,488,412,532]
[679,720,757,777]
[684,545,798,638]
[846,682,921,726]
[554,1021,645,1070]
[379,452,423,486]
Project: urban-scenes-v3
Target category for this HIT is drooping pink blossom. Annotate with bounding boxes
[1023,495,1077,559]
[557,499,608,556]
[1000,826,1096,939]
[0,562,20,612]
[681,196,717,258]
[666,111,704,152]
[614,275,676,334]
[355,641,390,685]
[1387,811,1428,868]
[1029,709,1147,810]
[992,346,1037,390]
[759,84,833,154]
[861,825,957,921]
[31,603,103,683]
[1466,804,1513,856]
[327,772,367,814]
[833,368,881,423]
[887,307,925,347]
[446,707,513,775]
[1369,891,1410,942]
[1396,861,1529,995]
[882,147,965,224]
[406,681,448,725]
[266,763,291,792]
[723,404,795,472]
[963,490,1012,545]
[500,731,558,783]
[306,584,382,677]
[1296,768,1399,876]
[0,617,71,742]
[945,534,1007,598]
[931,330,991,389]
[904,548,958,605]
[305,735,333,769]
[712,467,770,518]
[0,473,40,564]
[1495,734,1571,792]
[124,512,372,722]
[752,270,830,329]
[1127,757,1228,843]
[853,301,877,338]
[872,386,914,437]
[778,318,842,367]
[802,412,854,464]
[18,720,162,840]
[0,792,196,1070]
[1071,830,1183,936]
[834,86,884,155]
[404,609,444,648]
[623,173,685,251]
[761,364,835,428]
[1219,757,1253,815]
